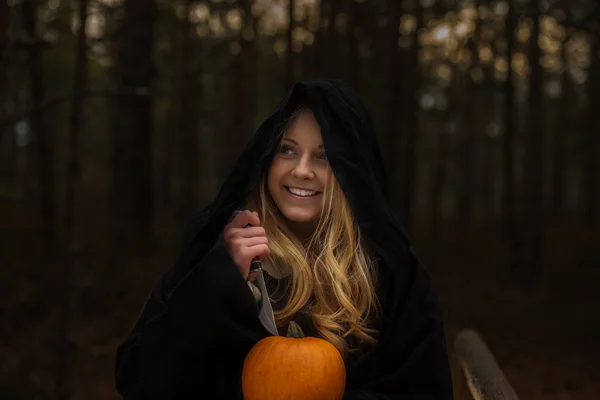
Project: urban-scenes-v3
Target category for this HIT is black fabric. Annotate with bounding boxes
[114,78,453,399]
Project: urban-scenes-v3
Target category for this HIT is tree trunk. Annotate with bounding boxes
[0,0,10,186]
[481,29,499,219]
[22,0,55,256]
[314,0,335,77]
[109,0,156,263]
[177,0,200,222]
[285,0,295,90]
[0,0,8,63]
[329,0,344,79]
[481,134,496,219]
[585,17,600,225]
[459,0,481,225]
[431,120,451,236]
[159,105,175,206]
[551,36,570,214]
[298,9,314,80]
[502,1,517,275]
[520,0,543,286]
[312,0,327,76]
[226,0,256,180]
[385,0,403,212]
[400,3,422,231]
[345,0,360,89]
[55,1,88,397]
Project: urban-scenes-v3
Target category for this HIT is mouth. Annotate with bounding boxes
[284,186,321,198]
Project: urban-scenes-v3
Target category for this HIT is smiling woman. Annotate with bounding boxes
[114,78,453,400]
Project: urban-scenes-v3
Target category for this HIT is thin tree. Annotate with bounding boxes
[285,0,296,90]
[0,0,10,186]
[502,0,517,275]
[385,0,403,212]
[344,0,360,88]
[480,3,500,218]
[401,2,423,231]
[520,0,544,285]
[55,1,89,397]
[431,83,457,236]
[226,0,256,179]
[459,0,481,225]
[313,0,334,77]
[177,0,200,222]
[109,0,157,262]
[0,0,8,63]
[551,30,570,214]
[22,0,55,255]
[159,6,177,208]
[584,6,600,225]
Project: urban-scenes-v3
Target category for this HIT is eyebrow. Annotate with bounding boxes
[282,137,324,149]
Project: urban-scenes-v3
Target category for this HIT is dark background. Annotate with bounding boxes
[1,0,599,398]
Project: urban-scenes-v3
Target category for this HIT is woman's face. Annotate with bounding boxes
[268,110,331,231]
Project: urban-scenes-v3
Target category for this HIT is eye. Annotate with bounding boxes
[316,152,328,160]
[278,145,296,156]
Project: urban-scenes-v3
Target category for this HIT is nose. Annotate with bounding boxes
[291,156,315,180]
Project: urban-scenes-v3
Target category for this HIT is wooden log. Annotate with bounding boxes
[454,329,519,400]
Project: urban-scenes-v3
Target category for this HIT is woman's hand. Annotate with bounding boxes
[223,210,270,280]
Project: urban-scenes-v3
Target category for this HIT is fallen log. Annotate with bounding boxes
[453,329,519,400]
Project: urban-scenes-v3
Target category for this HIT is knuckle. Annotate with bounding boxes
[224,228,236,241]
[236,242,246,253]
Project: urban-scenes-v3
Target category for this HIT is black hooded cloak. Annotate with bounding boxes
[114,78,453,399]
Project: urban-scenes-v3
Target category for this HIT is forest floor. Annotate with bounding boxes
[1,202,599,399]
[419,220,600,400]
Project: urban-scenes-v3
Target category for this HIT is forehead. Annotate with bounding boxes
[283,110,323,144]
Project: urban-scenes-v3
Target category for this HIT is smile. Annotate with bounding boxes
[285,186,321,197]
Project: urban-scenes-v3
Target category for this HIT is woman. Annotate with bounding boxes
[115,78,453,399]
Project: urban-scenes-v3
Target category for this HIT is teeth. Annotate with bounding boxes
[288,187,318,197]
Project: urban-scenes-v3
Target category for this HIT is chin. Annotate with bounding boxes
[280,208,319,224]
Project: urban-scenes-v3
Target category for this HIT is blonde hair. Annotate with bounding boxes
[245,113,381,359]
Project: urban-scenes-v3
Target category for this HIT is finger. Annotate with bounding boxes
[242,236,268,247]
[247,210,260,227]
[246,244,270,261]
[233,210,254,228]
[236,226,266,238]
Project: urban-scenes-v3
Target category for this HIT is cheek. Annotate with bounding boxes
[320,169,332,188]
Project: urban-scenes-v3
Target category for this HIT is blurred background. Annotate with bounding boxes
[1,0,599,398]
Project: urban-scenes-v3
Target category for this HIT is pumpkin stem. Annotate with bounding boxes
[286,321,305,338]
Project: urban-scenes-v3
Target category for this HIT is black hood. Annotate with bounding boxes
[168,78,415,306]
[115,78,453,400]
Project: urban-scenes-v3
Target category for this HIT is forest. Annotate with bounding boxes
[0,0,599,398]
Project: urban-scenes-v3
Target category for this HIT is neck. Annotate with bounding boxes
[285,219,316,243]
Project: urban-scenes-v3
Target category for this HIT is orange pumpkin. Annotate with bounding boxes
[242,322,346,400]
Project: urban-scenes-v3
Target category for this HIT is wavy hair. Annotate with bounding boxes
[245,110,381,359]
